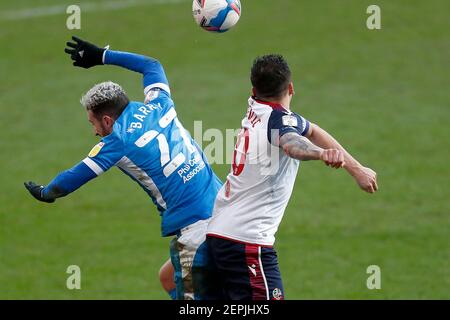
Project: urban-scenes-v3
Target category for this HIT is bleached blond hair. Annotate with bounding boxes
[81,81,129,118]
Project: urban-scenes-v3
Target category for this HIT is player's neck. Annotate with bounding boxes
[269,97,291,111]
[257,96,291,111]
[279,95,291,110]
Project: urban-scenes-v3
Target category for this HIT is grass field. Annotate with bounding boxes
[0,0,448,299]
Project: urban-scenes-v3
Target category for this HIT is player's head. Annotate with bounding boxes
[81,81,129,137]
[251,54,294,102]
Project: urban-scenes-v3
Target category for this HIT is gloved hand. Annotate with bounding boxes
[24,181,55,203]
[64,36,106,69]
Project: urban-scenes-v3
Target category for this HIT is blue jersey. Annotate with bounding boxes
[43,50,222,236]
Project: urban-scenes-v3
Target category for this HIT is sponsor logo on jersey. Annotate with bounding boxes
[177,155,206,184]
[88,142,104,158]
[282,115,297,127]
[144,88,160,103]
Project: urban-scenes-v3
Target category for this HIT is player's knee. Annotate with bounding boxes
[159,262,175,292]
[158,264,168,284]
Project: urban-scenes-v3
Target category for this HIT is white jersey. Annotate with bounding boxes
[207,97,310,246]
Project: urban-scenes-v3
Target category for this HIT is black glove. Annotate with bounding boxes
[64,36,106,69]
[24,181,55,203]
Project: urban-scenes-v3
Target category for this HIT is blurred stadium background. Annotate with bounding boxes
[0,0,448,299]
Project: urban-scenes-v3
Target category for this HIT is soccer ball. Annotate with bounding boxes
[192,0,241,33]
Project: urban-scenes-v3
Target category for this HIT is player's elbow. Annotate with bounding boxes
[282,143,297,159]
[142,56,163,72]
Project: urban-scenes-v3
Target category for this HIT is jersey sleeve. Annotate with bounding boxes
[81,131,125,176]
[267,110,310,145]
[42,161,97,199]
[41,132,125,200]
[103,50,170,100]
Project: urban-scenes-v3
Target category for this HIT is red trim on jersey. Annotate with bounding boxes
[206,233,274,248]
[224,179,231,198]
[245,244,268,300]
[252,97,287,111]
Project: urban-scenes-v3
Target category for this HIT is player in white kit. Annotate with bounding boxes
[206,54,378,300]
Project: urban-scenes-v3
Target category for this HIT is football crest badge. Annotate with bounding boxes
[88,142,104,158]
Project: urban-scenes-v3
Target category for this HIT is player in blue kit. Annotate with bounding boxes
[24,37,222,300]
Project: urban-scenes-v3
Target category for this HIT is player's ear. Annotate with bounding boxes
[288,82,295,96]
[103,115,114,128]
[252,88,257,97]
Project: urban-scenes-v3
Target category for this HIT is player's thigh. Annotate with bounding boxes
[192,241,223,300]
[260,247,284,300]
[170,236,194,299]
[170,223,221,300]
[207,236,253,300]
[207,237,284,300]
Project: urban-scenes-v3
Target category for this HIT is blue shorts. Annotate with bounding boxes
[206,235,285,300]
[169,219,221,300]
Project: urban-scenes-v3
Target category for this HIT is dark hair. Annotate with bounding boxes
[250,54,291,100]
[87,96,129,120]
[81,81,129,120]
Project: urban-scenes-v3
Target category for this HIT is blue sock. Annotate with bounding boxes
[168,288,177,300]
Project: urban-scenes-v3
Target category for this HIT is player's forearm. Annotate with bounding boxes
[104,50,169,92]
[104,50,158,73]
[309,124,362,174]
[280,134,323,161]
[42,162,97,200]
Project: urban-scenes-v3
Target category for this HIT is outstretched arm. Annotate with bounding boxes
[25,133,124,203]
[24,161,97,203]
[268,109,345,168]
[279,132,345,167]
[64,36,169,99]
[305,123,378,193]
[104,50,170,98]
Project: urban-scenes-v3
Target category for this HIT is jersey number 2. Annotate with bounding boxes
[134,108,195,177]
